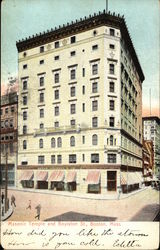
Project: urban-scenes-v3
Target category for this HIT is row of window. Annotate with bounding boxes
[22,116,115,134]
[35,153,117,164]
[1,106,15,116]
[1,143,14,154]
[1,119,14,129]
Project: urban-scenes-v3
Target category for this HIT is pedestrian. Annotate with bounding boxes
[11,195,16,207]
[35,204,41,220]
[26,200,31,209]
[1,192,4,204]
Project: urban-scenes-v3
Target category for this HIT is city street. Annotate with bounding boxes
[5,187,159,221]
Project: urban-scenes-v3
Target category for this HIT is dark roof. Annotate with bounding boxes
[1,92,18,106]
[16,10,144,82]
[142,116,160,125]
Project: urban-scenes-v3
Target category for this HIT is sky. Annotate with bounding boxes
[1,0,160,117]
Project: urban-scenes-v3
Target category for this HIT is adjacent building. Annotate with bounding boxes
[143,116,160,178]
[0,91,18,186]
[16,11,144,195]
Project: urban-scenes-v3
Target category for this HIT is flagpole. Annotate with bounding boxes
[106,0,108,12]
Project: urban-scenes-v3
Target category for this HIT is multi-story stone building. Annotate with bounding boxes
[16,11,144,195]
[143,116,160,178]
[0,91,18,186]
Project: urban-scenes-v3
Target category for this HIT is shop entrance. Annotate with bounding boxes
[107,171,117,191]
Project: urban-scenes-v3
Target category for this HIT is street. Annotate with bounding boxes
[6,187,159,221]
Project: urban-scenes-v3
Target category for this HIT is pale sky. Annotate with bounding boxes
[1,0,160,117]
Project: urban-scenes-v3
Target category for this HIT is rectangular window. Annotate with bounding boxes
[54,55,59,61]
[109,117,115,127]
[51,155,55,164]
[70,69,76,80]
[109,44,115,49]
[70,119,76,126]
[55,106,59,116]
[70,104,76,114]
[92,64,98,75]
[91,154,99,163]
[82,103,85,112]
[92,45,98,50]
[10,119,14,128]
[110,28,115,36]
[92,117,98,127]
[70,51,76,56]
[5,108,8,114]
[57,155,62,164]
[92,100,98,111]
[55,41,59,48]
[70,86,76,97]
[0,109,3,115]
[23,111,27,120]
[23,125,27,134]
[40,123,44,129]
[38,156,45,164]
[69,154,76,163]
[23,96,27,105]
[40,109,44,118]
[109,82,114,92]
[40,93,44,103]
[82,136,85,144]
[82,154,85,162]
[71,36,76,44]
[82,68,85,77]
[109,100,115,110]
[92,82,98,93]
[23,64,27,69]
[82,85,85,94]
[23,80,27,90]
[54,73,59,83]
[39,76,44,86]
[54,90,59,99]
[40,46,44,53]
[54,121,59,128]
[109,64,115,74]
[40,60,44,65]
[108,154,116,163]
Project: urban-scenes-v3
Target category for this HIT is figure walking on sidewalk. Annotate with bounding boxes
[1,192,4,204]
[35,204,41,220]
[26,200,31,209]
[11,195,16,207]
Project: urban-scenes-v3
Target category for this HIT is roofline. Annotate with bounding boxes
[16,10,144,82]
[142,116,160,125]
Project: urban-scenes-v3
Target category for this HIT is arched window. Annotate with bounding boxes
[92,134,98,145]
[70,136,75,147]
[39,138,43,148]
[110,135,113,146]
[57,137,62,147]
[51,138,56,148]
[23,140,27,150]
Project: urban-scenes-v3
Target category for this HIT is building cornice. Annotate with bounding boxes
[16,10,144,82]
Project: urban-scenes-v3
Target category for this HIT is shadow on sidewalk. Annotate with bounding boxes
[130,204,160,221]
[45,211,117,221]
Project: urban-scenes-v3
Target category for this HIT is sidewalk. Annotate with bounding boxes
[1,202,13,221]
[7,186,149,200]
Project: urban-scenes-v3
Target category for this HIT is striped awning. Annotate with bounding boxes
[144,161,149,165]
[49,170,65,182]
[121,172,127,185]
[135,172,143,183]
[86,170,100,184]
[36,171,48,181]
[66,171,76,183]
[20,171,34,181]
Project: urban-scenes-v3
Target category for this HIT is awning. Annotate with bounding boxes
[135,172,143,183]
[144,177,152,182]
[127,173,135,185]
[49,170,65,182]
[144,161,149,165]
[65,171,76,183]
[20,171,34,181]
[86,170,100,184]
[36,171,48,181]
[121,172,127,185]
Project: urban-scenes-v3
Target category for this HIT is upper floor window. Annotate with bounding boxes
[92,134,98,145]
[0,109,3,115]
[110,28,115,36]
[82,103,85,112]
[23,64,27,69]
[109,117,115,127]
[70,51,76,56]
[92,100,98,111]
[51,155,55,164]
[40,92,44,103]
[108,153,116,163]
[23,96,27,105]
[70,104,76,114]
[109,44,115,49]
[5,108,8,114]
[109,82,114,92]
[109,100,115,110]
[71,36,76,44]
[23,111,27,120]
[38,155,45,164]
[54,121,59,128]
[92,82,98,93]
[82,135,85,144]
[23,80,27,90]
[70,86,76,97]
[92,64,98,75]
[82,68,85,77]
[40,60,44,65]
[23,125,27,134]
[55,106,59,116]
[39,76,44,86]
[91,153,99,163]
[40,109,44,118]
[70,69,76,80]
[69,154,76,163]
[57,155,62,164]
[82,85,85,94]
[39,138,43,148]
[109,64,115,74]
[55,41,59,48]
[40,123,44,129]
[57,137,62,147]
[10,119,14,128]
[92,45,98,50]
[54,89,59,99]
[70,119,76,126]
[92,117,98,127]
[70,136,75,147]
[51,138,56,148]
[40,46,44,53]
[54,73,59,83]
[110,135,114,146]
[23,140,27,150]
[54,55,59,61]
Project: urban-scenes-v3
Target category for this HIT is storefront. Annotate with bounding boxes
[86,170,101,194]
[65,171,77,191]
[107,171,117,191]
[20,170,34,188]
[36,171,48,189]
[49,170,65,191]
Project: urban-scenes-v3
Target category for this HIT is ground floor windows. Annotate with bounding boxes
[91,154,99,163]
[107,171,117,191]
[88,184,101,194]
[21,180,34,188]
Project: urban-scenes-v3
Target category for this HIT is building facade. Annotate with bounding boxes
[143,116,160,178]
[0,92,18,186]
[16,11,144,195]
